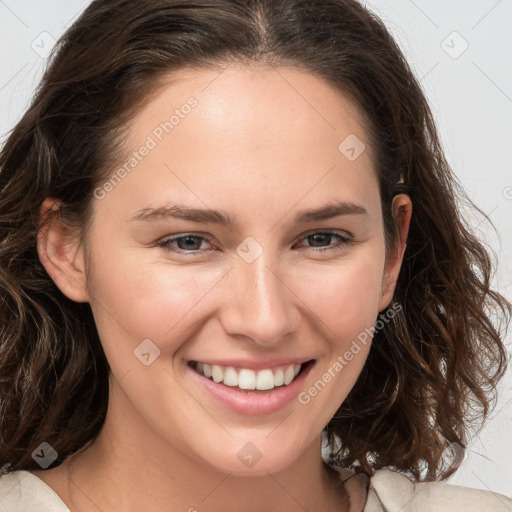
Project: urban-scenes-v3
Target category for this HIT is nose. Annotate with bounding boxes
[218,249,301,347]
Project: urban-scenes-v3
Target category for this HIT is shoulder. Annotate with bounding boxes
[0,470,70,511]
[365,467,512,512]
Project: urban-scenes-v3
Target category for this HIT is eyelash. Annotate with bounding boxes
[156,230,354,255]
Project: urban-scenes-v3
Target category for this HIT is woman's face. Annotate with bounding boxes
[54,64,410,475]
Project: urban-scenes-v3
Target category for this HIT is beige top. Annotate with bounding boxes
[1,466,511,511]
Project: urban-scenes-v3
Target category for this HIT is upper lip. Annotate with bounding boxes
[189,358,314,371]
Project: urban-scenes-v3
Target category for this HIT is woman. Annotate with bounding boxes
[0,0,510,510]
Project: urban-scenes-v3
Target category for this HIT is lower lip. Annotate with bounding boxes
[187,361,315,416]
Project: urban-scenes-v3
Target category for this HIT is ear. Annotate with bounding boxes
[37,197,90,303]
[378,193,412,311]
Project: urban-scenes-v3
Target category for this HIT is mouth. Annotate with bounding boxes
[187,359,315,393]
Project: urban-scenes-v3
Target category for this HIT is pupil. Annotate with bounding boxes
[309,233,331,247]
[179,236,201,250]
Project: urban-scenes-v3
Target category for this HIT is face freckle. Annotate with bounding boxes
[82,63,404,476]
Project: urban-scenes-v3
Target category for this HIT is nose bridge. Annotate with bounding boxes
[220,240,299,345]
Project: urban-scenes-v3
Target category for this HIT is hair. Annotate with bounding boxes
[0,0,510,481]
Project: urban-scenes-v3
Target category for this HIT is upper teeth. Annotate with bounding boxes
[195,362,301,390]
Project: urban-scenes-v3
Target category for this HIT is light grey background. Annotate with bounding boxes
[0,0,510,496]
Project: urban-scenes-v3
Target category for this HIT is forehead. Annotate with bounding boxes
[129,63,372,157]
[100,64,380,224]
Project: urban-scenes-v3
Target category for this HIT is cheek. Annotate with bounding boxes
[291,255,384,426]
[85,243,228,352]
[294,250,385,341]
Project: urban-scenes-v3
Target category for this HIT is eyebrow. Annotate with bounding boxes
[129,200,368,225]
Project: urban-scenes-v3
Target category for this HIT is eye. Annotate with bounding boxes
[156,230,354,256]
[157,234,214,254]
[295,230,353,252]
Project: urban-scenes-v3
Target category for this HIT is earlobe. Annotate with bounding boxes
[378,194,413,311]
[37,197,90,303]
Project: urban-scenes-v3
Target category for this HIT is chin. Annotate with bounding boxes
[196,437,307,477]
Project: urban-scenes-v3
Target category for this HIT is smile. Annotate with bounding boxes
[186,358,315,415]
[190,361,304,391]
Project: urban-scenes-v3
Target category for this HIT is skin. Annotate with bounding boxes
[35,64,412,511]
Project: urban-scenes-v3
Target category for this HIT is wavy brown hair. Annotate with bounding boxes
[0,0,510,481]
